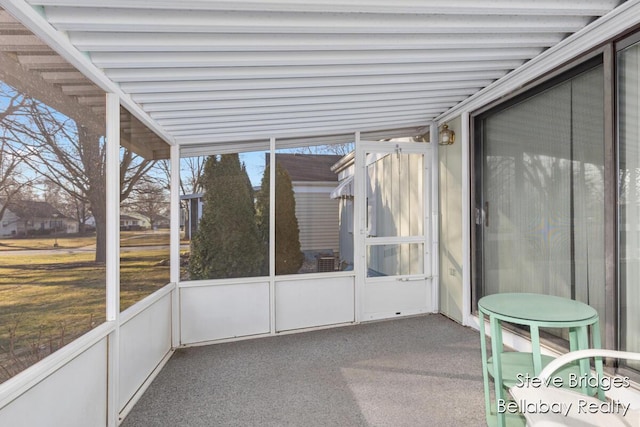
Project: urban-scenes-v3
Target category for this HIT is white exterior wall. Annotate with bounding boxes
[0,210,20,236]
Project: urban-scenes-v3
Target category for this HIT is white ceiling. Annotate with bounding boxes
[2,0,627,152]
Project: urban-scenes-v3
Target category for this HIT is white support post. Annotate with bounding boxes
[105,93,120,427]
[430,122,440,314]
[170,144,181,348]
[269,137,276,334]
[461,112,472,326]
[353,131,362,323]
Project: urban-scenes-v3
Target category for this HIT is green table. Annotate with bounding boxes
[478,293,603,427]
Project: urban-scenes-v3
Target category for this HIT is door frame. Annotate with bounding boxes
[354,138,436,321]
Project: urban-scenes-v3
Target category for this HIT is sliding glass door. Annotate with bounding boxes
[475,63,606,335]
[473,30,640,373]
[618,36,640,363]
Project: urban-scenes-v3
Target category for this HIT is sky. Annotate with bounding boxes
[240,151,267,187]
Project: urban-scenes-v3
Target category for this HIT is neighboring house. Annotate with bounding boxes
[120,212,165,231]
[120,214,144,231]
[267,153,342,255]
[0,199,75,236]
[120,212,151,231]
[126,212,152,229]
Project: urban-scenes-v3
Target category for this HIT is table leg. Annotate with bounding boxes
[490,315,506,427]
[479,310,493,423]
[591,321,605,401]
[576,325,590,395]
[569,327,578,351]
[530,324,542,375]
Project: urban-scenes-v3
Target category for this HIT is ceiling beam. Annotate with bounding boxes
[164,110,440,132]
[104,60,525,82]
[89,48,544,69]
[132,80,492,103]
[69,32,562,52]
[120,70,506,94]
[142,88,477,112]
[177,119,428,145]
[43,7,589,34]
[30,0,619,16]
[157,103,455,126]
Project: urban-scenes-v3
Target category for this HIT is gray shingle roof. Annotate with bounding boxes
[266,153,342,182]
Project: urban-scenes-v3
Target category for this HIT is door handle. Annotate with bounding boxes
[484,201,489,227]
[397,276,432,282]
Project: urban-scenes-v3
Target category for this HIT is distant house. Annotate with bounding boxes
[0,200,75,237]
[120,214,143,231]
[267,153,342,255]
[120,212,168,231]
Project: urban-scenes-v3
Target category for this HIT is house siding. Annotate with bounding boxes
[293,187,339,253]
[439,116,464,324]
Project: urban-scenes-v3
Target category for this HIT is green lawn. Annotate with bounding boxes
[0,230,185,251]
[0,247,170,382]
[0,235,96,251]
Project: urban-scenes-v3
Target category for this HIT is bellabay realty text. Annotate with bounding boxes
[499,373,633,417]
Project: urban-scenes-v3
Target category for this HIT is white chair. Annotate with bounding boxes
[509,349,640,427]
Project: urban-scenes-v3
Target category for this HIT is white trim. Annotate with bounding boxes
[273,321,355,336]
[120,283,175,325]
[105,92,120,427]
[170,145,181,285]
[177,119,428,145]
[353,131,362,323]
[180,332,273,348]
[179,277,270,289]
[269,137,276,335]
[0,0,175,146]
[438,0,640,123]
[460,112,472,326]
[106,93,120,322]
[30,1,618,16]
[365,236,426,245]
[274,271,355,282]
[430,122,440,314]
[169,144,181,348]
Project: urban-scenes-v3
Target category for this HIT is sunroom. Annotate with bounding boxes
[1,1,640,426]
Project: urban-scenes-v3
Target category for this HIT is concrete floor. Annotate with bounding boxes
[121,314,487,427]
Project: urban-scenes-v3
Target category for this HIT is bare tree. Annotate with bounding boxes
[291,143,354,156]
[158,156,206,196]
[123,179,169,230]
[2,94,154,262]
[43,178,92,233]
[0,91,31,220]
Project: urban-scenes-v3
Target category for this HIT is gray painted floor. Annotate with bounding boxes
[121,314,486,427]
